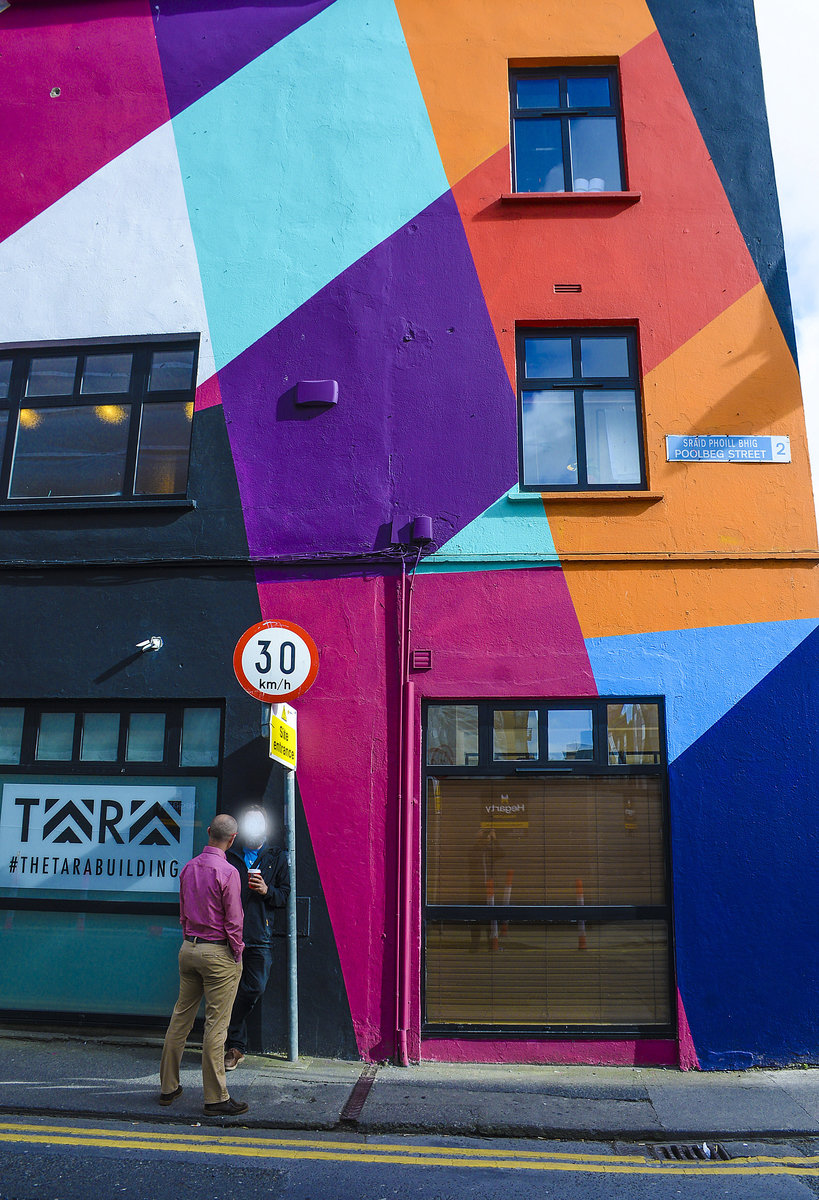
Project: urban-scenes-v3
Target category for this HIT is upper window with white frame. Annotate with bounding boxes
[510,67,624,194]
[0,336,198,504]
[517,327,646,491]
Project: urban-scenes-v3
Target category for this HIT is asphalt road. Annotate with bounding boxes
[2,1117,819,1199]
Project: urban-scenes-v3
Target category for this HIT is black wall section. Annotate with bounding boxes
[645,0,798,362]
[0,404,358,1056]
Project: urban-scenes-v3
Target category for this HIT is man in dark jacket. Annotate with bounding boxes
[224,805,290,1070]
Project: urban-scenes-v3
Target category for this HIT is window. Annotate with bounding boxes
[0,337,198,503]
[0,702,222,772]
[423,699,672,1035]
[510,67,624,193]
[517,327,646,491]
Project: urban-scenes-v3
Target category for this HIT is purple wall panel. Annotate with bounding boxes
[218,191,518,560]
[153,0,337,116]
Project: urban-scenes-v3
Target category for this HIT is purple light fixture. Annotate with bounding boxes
[295,379,338,406]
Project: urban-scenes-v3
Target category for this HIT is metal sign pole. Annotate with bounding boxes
[285,766,298,1062]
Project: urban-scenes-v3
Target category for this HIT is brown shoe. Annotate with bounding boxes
[224,1048,245,1071]
[158,1085,183,1106]
[204,1096,248,1115]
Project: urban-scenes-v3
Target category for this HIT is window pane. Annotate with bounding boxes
[134,401,193,496]
[36,712,75,761]
[10,405,131,499]
[0,411,7,465]
[425,920,670,1026]
[427,706,479,767]
[568,116,621,191]
[524,337,573,380]
[521,390,578,487]
[493,710,538,761]
[426,776,666,907]
[548,709,593,760]
[566,75,611,108]
[0,708,25,764]
[580,336,630,378]
[584,391,641,486]
[0,360,11,399]
[126,713,166,762]
[180,707,221,767]
[515,76,560,109]
[26,357,77,397]
[513,117,564,192]
[148,348,195,392]
[608,703,661,765]
[80,354,132,395]
[80,712,120,762]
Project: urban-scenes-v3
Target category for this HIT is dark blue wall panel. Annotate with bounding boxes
[646,0,798,361]
[671,628,819,1068]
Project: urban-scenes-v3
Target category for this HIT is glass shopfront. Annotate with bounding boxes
[0,702,223,1020]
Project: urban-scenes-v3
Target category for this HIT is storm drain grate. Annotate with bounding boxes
[339,1063,379,1125]
[648,1143,731,1162]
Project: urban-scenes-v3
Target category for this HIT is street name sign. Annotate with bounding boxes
[270,703,297,770]
[666,435,791,463]
[233,619,319,704]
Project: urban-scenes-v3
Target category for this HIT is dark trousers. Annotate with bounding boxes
[226,944,273,1054]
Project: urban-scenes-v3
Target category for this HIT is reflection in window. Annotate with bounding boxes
[148,348,196,392]
[548,709,593,760]
[607,703,661,765]
[126,713,166,762]
[0,360,11,399]
[180,708,221,767]
[80,354,132,395]
[80,713,121,762]
[427,706,479,766]
[493,710,538,761]
[26,356,77,397]
[517,328,644,491]
[0,708,24,764]
[36,712,75,761]
[521,390,578,486]
[425,920,670,1026]
[511,68,623,193]
[10,405,131,499]
[134,401,193,495]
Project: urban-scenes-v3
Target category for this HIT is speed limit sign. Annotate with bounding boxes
[233,620,319,704]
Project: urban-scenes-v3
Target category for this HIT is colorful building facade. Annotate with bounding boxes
[0,0,816,1069]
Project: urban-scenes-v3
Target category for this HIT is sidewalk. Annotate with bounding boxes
[2,1030,819,1141]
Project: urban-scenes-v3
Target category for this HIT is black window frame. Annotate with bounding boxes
[509,65,626,194]
[422,697,675,1038]
[516,326,647,492]
[0,334,199,506]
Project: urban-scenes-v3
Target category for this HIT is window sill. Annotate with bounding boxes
[506,488,663,503]
[500,191,641,206]
[0,498,197,513]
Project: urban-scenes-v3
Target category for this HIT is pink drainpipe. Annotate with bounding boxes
[396,550,421,1065]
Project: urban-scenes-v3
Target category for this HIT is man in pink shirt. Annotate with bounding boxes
[158,813,248,1115]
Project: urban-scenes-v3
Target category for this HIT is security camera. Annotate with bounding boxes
[136,636,164,652]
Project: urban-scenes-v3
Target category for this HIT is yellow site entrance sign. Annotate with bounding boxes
[270,702,297,770]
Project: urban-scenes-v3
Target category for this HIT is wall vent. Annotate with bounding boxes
[553,283,582,293]
[411,649,433,671]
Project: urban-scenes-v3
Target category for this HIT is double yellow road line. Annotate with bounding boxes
[1,1120,818,1177]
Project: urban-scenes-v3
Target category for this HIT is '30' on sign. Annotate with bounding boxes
[233,620,319,703]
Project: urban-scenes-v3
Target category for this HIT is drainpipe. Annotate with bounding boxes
[395,544,422,1065]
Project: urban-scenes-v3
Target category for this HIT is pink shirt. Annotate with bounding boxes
[179,845,244,962]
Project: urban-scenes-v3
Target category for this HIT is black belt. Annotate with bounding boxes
[184,935,228,945]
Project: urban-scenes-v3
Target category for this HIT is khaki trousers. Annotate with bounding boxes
[160,940,242,1104]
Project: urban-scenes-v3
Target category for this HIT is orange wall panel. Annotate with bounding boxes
[395,0,655,187]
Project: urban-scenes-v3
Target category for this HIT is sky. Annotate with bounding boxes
[754,0,819,513]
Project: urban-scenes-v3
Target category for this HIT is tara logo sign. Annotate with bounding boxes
[0,784,196,893]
